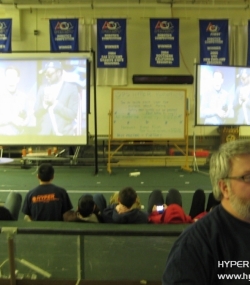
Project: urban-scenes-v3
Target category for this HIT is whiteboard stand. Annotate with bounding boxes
[181,111,192,172]
[107,111,111,174]
[192,129,209,176]
[192,131,199,172]
[108,89,192,173]
[107,111,124,174]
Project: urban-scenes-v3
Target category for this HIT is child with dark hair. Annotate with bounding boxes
[102,187,148,224]
[76,194,106,223]
[109,191,142,209]
[22,163,75,221]
[38,163,54,181]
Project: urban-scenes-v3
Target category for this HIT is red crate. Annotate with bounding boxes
[189,149,209,157]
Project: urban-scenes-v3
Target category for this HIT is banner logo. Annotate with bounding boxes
[55,21,74,31]
[102,21,121,31]
[206,22,220,32]
[0,22,7,31]
[155,20,174,31]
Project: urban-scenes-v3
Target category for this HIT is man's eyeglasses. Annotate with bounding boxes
[224,174,250,183]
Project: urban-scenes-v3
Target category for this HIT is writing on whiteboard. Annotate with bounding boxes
[112,89,186,139]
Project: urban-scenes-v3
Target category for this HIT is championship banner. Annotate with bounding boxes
[150,19,179,67]
[50,19,79,52]
[97,19,127,68]
[199,19,229,65]
[0,19,12,52]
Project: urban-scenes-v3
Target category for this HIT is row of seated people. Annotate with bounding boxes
[75,188,220,224]
[0,163,220,223]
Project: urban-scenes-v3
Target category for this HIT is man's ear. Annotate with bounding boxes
[219,179,230,199]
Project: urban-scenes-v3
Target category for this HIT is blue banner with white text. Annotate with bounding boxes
[199,19,229,65]
[0,19,12,52]
[247,21,250,66]
[97,19,127,68]
[150,18,179,67]
[50,19,78,52]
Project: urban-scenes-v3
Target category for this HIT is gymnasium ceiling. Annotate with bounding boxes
[0,0,249,9]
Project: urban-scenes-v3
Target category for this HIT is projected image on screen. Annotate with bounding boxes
[196,64,250,126]
[0,54,89,145]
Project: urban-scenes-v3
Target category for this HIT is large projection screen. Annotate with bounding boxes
[0,53,90,145]
[196,64,250,126]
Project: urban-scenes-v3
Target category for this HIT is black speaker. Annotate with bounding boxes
[132,75,193,84]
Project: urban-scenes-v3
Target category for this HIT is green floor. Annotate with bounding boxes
[0,164,212,221]
[0,164,212,282]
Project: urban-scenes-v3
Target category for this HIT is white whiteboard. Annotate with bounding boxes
[112,89,186,140]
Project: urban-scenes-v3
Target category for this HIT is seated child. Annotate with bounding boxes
[148,188,206,224]
[109,191,142,209]
[102,187,148,224]
[77,193,107,223]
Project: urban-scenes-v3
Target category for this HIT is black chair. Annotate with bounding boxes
[0,192,22,221]
[0,206,14,220]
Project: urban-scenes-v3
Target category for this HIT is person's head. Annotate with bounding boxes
[118,187,137,208]
[37,163,54,182]
[78,195,95,217]
[212,70,224,91]
[209,139,250,221]
[239,68,250,85]
[42,62,63,85]
[4,66,20,94]
[110,191,141,209]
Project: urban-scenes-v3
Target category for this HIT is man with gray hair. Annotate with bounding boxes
[162,139,250,285]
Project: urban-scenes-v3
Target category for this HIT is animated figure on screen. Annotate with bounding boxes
[200,70,233,125]
[0,66,30,135]
[233,68,250,124]
[34,61,79,135]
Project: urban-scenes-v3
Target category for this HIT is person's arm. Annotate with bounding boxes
[200,93,217,119]
[22,193,32,222]
[63,210,77,222]
[34,86,47,117]
[24,215,32,222]
[53,83,79,120]
[60,189,77,222]
[101,205,116,223]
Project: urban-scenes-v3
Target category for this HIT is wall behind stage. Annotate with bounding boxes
[2,5,250,139]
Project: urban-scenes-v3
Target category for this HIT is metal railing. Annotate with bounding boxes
[0,223,186,285]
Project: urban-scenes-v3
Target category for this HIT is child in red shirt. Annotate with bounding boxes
[148,188,212,224]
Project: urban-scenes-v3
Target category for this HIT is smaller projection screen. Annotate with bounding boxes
[0,53,90,145]
[196,64,250,126]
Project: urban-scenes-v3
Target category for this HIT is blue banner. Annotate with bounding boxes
[0,19,11,52]
[50,19,78,52]
[199,19,229,65]
[97,19,127,68]
[150,19,179,67]
[247,21,250,66]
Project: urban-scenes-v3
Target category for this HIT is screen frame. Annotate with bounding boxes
[0,52,92,146]
[195,63,250,127]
